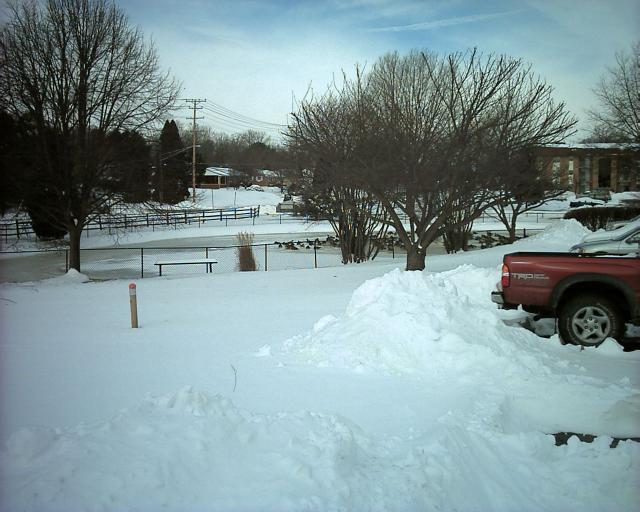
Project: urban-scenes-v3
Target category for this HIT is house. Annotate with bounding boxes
[252,169,282,187]
[199,167,244,189]
[536,143,640,193]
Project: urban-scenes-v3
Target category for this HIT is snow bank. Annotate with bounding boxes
[514,218,591,250]
[282,264,639,439]
[284,266,555,377]
[1,386,637,512]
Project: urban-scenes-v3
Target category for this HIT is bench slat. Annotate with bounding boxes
[154,259,218,265]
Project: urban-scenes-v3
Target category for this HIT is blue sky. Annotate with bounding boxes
[5,0,640,140]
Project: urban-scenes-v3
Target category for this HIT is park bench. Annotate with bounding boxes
[154,259,218,276]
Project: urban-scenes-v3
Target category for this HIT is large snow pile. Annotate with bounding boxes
[1,385,637,512]
[514,218,590,250]
[284,266,550,376]
[283,264,639,433]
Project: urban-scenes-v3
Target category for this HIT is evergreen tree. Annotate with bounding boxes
[156,120,189,204]
[107,130,152,203]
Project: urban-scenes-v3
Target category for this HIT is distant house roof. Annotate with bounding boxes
[204,167,237,177]
[256,169,279,177]
[545,142,639,151]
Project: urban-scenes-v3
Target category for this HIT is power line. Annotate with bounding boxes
[201,110,284,134]
[204,102,286,128]
[201,106,284,131]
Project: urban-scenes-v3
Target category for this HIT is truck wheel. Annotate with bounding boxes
[558,294,624,347]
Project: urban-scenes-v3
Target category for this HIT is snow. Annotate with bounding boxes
[0,219,639,511]
[176,186,284,214]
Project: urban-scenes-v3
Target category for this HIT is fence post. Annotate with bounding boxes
[141,248,144,278]
[15,219,20,239]
[129,284,139,328]
[523,228,527,238]
[314,244,318,269]
[65,249,69,272]
[392,243,395,259]
[264,244,268,271]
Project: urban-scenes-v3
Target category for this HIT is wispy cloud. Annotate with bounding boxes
[368,10,521,32]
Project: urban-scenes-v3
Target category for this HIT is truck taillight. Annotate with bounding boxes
[501,263,510,287]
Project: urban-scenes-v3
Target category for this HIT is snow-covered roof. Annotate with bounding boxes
[545,142,639,150]
[204,167,233,177]
[256,169,279,177]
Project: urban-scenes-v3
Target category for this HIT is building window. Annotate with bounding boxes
[552,158,560,185]
[619,158,631,192]
[598,158,611,188]
[579,156,591,193]
[568,159,574,171]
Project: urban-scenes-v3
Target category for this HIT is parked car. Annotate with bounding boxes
[570,219,640,255]
[491,252,640,346]
[590,188,612,202]
[608,214,640,230]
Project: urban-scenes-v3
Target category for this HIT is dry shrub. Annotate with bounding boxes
[564,206,640,231]
[236,232,258,271]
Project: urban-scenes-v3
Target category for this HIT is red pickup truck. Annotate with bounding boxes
[491,252,640,346]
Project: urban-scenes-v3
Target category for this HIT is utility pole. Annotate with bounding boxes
[184,98,206,204]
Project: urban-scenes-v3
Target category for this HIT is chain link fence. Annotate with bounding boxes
[0,227,544,283]
[74,241,402,280]
[1,239,405,282]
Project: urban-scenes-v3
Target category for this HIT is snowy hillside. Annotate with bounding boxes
[0,220,638,511]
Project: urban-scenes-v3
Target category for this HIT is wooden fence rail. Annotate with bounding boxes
[0,206,260,243]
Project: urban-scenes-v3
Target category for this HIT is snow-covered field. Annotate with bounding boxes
[1,218,639,511]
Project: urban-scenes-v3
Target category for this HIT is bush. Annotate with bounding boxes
[563,206,640,231]
[236,232,258,271]
[25,190,67,240]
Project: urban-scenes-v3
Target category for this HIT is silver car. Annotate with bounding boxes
[570,219,640,256]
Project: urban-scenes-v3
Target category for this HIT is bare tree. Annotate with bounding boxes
[288,79,391,264]
[490,150,564,243]
[289,50,576,270]
[0,0,180,270]
[588,41,640,143]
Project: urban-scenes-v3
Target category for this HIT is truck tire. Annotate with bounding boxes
[558,294,624,347]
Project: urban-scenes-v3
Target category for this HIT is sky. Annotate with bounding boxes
[116,0,639,143]
[3,0,639,142]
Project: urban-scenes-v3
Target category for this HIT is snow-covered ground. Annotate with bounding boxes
[1,218,638,511]
[178,185,285,214]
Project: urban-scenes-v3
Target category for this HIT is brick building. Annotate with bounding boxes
[537,143,640,193]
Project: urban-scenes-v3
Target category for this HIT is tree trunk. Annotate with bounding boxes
[406,245,426,271]
[508,215,518,243]
[68,225,82,272]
